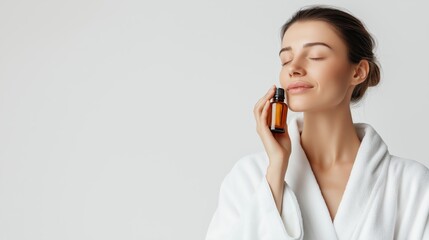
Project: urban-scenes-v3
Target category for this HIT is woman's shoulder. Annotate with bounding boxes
[388,155,429,176]
[387,155,429,229]
[388,154,429,185]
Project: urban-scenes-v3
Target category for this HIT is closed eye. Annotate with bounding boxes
[282,57,324,66]
[281,61,290,66]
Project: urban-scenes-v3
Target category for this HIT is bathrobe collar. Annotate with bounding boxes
[284,114,390,239]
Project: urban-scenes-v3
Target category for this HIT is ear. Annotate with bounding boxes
[351,59,370,86]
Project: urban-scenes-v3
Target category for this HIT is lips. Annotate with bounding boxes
[286,81,314,90]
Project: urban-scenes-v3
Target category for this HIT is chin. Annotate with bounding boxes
[287,101,313,112]
[288,106,308,113]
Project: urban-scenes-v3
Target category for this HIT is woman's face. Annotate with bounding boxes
[279,20,357,112]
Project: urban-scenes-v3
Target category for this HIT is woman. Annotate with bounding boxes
[205,5,429,240]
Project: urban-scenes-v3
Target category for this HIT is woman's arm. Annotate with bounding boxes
[205,156,303,240]
[266,161,288,213]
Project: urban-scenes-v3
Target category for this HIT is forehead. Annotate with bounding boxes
[281,20,346,52]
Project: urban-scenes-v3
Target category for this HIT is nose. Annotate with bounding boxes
[288,60,306,77]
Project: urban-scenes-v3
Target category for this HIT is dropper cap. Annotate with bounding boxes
[273,87,285,101]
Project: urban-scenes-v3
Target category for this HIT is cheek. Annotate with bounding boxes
[311,60,350,92]
[303,61,352,110]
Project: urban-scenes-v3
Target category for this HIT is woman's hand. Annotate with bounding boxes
[253,84,292,213]
[253,84,292,172]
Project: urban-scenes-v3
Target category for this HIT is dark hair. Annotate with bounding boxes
[280,5,381,104]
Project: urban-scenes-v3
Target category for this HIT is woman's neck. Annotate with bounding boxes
[300,107,361,170]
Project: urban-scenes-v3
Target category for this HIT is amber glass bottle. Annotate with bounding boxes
[267,87,288,133]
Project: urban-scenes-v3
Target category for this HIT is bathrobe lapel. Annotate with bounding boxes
[284,115,390,240]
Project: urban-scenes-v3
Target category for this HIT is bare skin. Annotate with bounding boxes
[254,20,369,220]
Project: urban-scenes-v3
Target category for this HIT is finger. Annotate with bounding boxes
[254,85,276,110]
[260,99,271,128]
[257,100,276,143]
[253,85,276,118]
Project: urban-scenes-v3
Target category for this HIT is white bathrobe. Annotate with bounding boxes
[205,114,429,240]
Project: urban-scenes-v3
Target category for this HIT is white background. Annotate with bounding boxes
[1,0,428,239]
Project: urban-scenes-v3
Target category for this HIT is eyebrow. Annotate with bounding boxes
[278,42,333,56]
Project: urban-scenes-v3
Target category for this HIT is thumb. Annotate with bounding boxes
[273,126,291,151]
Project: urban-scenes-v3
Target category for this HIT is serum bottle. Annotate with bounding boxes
[267,87,288,133]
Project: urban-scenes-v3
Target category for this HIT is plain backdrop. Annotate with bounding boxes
[0,0,428,239]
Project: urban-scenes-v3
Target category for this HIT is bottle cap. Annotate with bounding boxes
[274,87,285,101]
